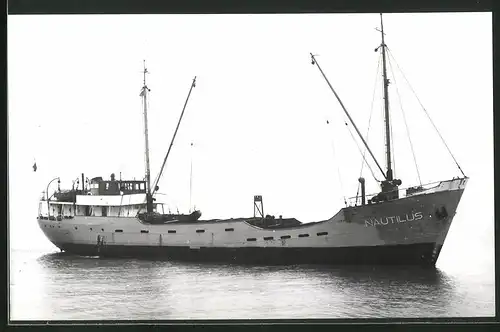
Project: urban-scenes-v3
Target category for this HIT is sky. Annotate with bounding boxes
[7,13,493,259]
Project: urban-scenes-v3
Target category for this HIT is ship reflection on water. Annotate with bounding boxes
[37,251,449,286]
[28,252,465,320]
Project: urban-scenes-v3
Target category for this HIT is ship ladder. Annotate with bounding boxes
[96,234,105,254]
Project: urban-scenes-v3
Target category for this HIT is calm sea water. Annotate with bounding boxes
[9,242,494,321]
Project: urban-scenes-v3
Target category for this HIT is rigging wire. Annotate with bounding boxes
[152,76,197,196]
[356,52,382,204]
[386,47,466,177]
[326,120,347,206]
[310,53,387,181]
[344,120,380,183]
[387,54,422,185]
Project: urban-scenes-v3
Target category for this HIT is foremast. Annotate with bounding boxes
[311,13,402,203]
[376,13,402,200]
[379,14,392,180]
[140,60,154,213]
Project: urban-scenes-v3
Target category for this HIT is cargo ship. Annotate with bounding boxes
[36,14,467,266]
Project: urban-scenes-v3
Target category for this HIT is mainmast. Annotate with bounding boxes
[140,60,153,213]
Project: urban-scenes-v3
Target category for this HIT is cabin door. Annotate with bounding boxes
[102,206,107,217]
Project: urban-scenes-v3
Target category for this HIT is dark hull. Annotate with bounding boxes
[56,242,442,266]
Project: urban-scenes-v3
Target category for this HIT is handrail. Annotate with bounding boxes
[346,177,466,206]
[46,177,60,218]
[348,180,441,201]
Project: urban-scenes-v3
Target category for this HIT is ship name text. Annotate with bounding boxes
[364,212,423,227]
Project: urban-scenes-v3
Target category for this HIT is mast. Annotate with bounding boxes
[374,13,401,201]
[378,13,393,181]
[140,60,153,213]
[189,142,193,213]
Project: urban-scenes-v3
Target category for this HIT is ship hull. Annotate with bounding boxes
[55,242,442,266]
[37,178,467,266]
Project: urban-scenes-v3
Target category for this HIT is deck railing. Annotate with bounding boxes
[345,179,449,207]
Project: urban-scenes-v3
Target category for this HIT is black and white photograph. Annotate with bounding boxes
[8,12,494,321]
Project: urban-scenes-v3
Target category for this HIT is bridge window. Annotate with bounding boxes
[225,228,234,232]
[298,234,309,238]
[280,235,291,239]
[317,232,328,236]
[263,236,274,240]
[141,230,149,234]
[168,230,176,234]
[115,229,123,233]
[247,238,257,242]
[196,229,205,233]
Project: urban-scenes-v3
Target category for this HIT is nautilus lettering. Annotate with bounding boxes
[364,212,423,227]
